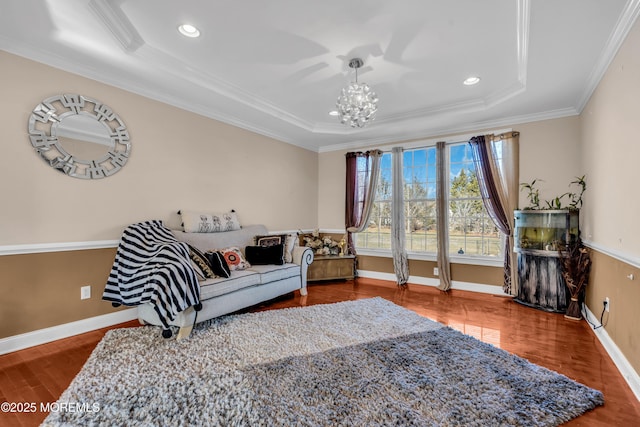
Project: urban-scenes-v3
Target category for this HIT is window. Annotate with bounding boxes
[355,142,502,259]
[357,152,392,250]
[403,149,438,252]
[448,144,501,257]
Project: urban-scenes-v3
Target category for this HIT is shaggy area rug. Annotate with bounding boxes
[43,298,603,426]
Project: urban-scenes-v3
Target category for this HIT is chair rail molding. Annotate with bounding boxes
[0,240,119,256]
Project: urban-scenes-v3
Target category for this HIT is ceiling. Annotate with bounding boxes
[1,0,639,152]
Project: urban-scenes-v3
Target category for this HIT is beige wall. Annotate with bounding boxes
[0,248,123,337]
[585,250,640,373]
[1,51,318,245]
[580,19,640,255]
[580,18,640,374]
[517,117,582,208]
[0,51,318,338]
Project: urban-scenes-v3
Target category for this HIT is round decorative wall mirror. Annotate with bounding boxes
[28,94,131,179]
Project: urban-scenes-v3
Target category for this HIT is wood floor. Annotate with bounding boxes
[1,278,638,426]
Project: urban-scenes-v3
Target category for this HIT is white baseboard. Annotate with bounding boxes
[583,305,640,401]
[356,269,509,296]
[0,308,138,355]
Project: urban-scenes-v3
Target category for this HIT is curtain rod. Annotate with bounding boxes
[375,129,518,153]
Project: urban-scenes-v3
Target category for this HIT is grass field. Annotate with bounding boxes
[355,229,501,257]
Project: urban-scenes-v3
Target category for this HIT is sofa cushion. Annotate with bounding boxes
[187,244,216,279]
[249,264,300,284]
[180,210,241,233]
[254,234,286,247]
[220,247,251,271]
[205,250,231,278]
[199,270,261,300]
[254,233,298,263]
[245,244,285,265]
[283,233,298,263]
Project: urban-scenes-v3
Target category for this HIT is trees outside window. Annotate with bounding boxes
[448,144,501,257]
[355,143,501,259]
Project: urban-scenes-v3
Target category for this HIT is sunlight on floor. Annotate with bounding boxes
[448,321,502,348]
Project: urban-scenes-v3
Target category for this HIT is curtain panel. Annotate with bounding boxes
[344,150,382,255]
[469,132,519,295]
[391,147,409,285]
[436,141,452,291]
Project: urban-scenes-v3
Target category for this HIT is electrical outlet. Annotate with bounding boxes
[604,297,610,312]
[81,285,91,300]
[433,267,439,276]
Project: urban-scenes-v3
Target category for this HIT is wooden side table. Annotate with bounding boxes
[308,254,356,282]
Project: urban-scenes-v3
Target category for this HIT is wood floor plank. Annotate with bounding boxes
[1,279,638,426]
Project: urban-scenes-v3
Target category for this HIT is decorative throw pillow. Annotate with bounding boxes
[254,232,298,263]
[189,259,207,280]
[254,234,287,247]
[219,247,251,271]
[254,233,286,261]
[179,210,241,233]
[187,244,215,279]
[205,250,231,278]
[245,244,285,265]
[283,232,299,263]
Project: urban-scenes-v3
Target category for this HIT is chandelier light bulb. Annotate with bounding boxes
[336,58,378,128]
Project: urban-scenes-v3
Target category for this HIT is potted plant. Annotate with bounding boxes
[520,175,586,211]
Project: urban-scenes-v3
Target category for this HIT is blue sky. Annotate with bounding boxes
[377,143,475,198]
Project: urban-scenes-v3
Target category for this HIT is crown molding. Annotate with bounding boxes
[5,0,625,154]
[93,0,531,137]
[5,29,572,155]
[318,107,578,153]
[0,35,310,150]
[576,0,640,112]
[89,0,144,52]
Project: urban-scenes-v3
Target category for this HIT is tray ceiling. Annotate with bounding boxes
[1,0,639,151]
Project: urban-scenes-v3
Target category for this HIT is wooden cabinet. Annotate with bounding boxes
[308,255,355,282]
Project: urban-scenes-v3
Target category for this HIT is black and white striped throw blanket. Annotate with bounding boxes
[103,220,201,337]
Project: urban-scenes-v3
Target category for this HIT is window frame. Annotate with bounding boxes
[353,133,509,268]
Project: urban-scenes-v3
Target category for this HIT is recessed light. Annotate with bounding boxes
[178,24,200,38]
[463,76,480,86]
[328,110,339,116]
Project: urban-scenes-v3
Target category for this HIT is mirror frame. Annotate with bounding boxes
[28,94,131,179]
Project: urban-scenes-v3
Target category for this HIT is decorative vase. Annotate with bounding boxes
[564,297,582,321]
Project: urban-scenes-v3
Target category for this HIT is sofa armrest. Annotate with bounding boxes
[293,246,314,266]
[292,246,314,296]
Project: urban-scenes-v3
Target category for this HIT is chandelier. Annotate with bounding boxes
[336,58,379,128]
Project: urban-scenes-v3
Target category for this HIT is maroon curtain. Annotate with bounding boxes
[469,136,512,291]
[345,150,381,255]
